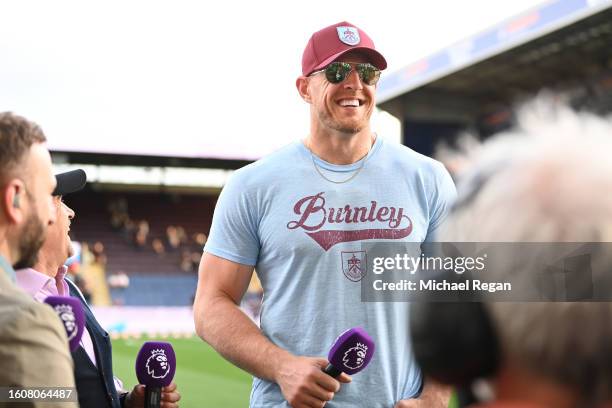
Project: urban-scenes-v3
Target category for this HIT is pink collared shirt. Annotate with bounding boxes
[16,266,70,302]
[15,266,124,393]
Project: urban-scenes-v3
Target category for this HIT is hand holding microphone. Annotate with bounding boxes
[133,341,180,408]
[276,354,349,408]
[125,382,180,408]
[323,327,375,378]
[276,327,375,408]
[44,295,85,352]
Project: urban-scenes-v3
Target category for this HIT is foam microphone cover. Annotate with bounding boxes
[135,342,176,387]
[44,295,86,352]
[326,327,375,376]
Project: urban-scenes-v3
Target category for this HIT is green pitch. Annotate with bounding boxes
[112,336,252,408]
[112,336,459,408]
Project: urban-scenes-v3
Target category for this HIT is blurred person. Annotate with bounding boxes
[165,225,180,251]
[108,197,128,217]
[108,197,129,226]
[194,22,455,408]
[16,169,181,408]
[133,220,149,250]
[107,270,130,305]
[0,112,77,404]
[134,232,144,250]
[192,232,207,247]
[122,218,136,243]
[70,242,93,303]
[80,241,93,265]
[175,226,187,245]
[438,102,612,408]
[92,240,108,265]
[189,251,200,272]
[110,210,129,231]
[179,250,195,273]
[152,238,166,256]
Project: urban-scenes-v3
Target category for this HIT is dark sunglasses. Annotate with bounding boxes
[310,62,381,86]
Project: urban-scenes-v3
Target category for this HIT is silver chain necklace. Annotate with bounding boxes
[307,135,375,184]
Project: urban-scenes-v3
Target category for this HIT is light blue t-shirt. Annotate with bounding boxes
[205,137,456,408]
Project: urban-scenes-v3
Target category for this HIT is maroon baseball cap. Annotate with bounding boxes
[301,21,387,76]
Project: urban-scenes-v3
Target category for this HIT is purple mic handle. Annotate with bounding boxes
[44,295,85,352]
[135,341,176,408]
[324,327,375,377]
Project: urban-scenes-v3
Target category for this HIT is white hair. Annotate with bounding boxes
[444,100,612,242]
[440,99,612,404]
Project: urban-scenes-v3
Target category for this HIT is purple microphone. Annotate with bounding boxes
[44,295,85,352]
[135,341,176,408]
[323,327,375,378]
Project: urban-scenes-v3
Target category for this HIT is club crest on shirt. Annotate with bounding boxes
[146,349,171,379]
[337,27,360,46]
[341,251,367,282]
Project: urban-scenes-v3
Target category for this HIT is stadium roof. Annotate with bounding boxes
[378,0,612,120]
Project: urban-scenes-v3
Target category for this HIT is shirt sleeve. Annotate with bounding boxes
[425,162,457,243]
[204,171,261,266]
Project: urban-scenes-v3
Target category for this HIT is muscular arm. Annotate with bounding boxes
[193,253,348,408]
[193,252,289,381]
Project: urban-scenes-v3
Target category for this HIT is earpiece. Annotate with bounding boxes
[12,192,20,208]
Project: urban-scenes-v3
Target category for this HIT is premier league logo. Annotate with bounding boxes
[342,343,369,370]
[336,27,360,46]
[341,251,367,282]
[54,304,78,341]
[146,349,171,379]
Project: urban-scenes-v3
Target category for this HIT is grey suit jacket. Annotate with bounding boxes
[0,265,79,407]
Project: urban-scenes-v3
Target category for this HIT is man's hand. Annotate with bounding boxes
[275,356,351,408]
[394,380,451,408]
[125,381,181,408]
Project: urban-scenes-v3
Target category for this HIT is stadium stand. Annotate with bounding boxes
[63,188,216,306]
[66,190,214,274]
[378,0,612,156]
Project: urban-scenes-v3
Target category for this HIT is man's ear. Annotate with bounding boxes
[3,180,24,223]
[296,76,312,103]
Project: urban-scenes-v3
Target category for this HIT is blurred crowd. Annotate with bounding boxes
[107,197,208,273]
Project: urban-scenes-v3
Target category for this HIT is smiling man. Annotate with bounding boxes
[194,22,456,408]
[16,169,181,408]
